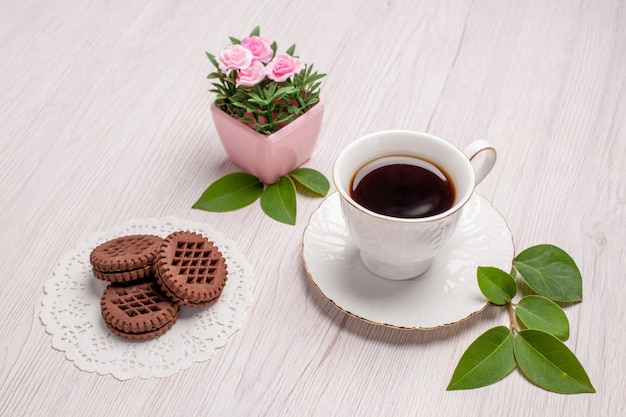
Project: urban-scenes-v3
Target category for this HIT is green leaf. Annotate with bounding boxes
[272,115,297,126]
[305,73,327,84]
[308,81,322,92]
[265,83,277,98]
[447,326,516,390]
[286,44,296,56]
[229,36,241,45]
[192,172,263,212]
[514,330,595,394]
[512,244,582,302]
[248,98,269,106]
[477,266,517,305]
[272,86,299,101]
[246,90,264,101]
[288,168,329,197]
[205,52,219,69]
[271,41,277,56]
[515,296,570,340]
[260,176,297,225]
[249,26,260,37]
[287,105,301,115]
[231,102,257,113]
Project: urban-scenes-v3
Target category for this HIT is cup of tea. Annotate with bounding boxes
[333,130,496,280]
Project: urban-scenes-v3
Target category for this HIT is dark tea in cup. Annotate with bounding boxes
[350,156,455,219]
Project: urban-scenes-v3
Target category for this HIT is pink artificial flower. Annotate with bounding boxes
[236,61,266,87]
[265,53,303,82]
[218,44,253,72]
[241,36,273,64]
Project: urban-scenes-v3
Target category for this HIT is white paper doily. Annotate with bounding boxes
[40,217,254,380]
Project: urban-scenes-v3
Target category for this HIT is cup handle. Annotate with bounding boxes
[463,140,497,185]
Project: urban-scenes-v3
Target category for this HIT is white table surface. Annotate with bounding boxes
[1,0,624,415]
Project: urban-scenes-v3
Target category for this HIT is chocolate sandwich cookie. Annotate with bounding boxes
[155,231,228,307]
[90,234,163,283]
[100,280,180,341]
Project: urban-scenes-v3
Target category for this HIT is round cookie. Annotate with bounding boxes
[155,231,228,307]
[90,234,163,283]
[100,280,180,341]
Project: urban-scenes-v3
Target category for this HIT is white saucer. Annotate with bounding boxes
[302,193,514,329]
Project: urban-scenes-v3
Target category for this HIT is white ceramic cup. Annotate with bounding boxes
[333,130,496,280]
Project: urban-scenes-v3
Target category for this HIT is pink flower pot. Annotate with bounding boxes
[211,100,324,184]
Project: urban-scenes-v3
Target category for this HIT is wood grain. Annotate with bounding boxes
[1,0,624,416]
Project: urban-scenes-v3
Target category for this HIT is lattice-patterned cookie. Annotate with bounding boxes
[155,231,228,307]
[90,235,163,283]
[100,280,180,340]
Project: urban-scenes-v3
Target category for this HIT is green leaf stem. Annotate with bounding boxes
[514,330,595,394]
[512,244,582,302]
[193,168,328,225]
[515,296,570,340]
[447,326,516,390]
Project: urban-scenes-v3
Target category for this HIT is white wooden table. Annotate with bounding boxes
[1,0,624,415]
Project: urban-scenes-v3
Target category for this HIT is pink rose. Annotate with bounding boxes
[236,61,266,87]
[265,54,303,82]
[218,44,253,72]
[241,36,273,64]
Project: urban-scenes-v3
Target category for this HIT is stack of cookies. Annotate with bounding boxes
[90,231,228,341]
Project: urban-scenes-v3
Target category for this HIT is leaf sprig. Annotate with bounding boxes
[192,168,329,225]
[448,244,595,394]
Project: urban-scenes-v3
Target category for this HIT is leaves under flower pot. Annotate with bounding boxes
[288,168,330,196]
[193,168,329,225]
[261,176,297,225]
[192,172,263,212]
